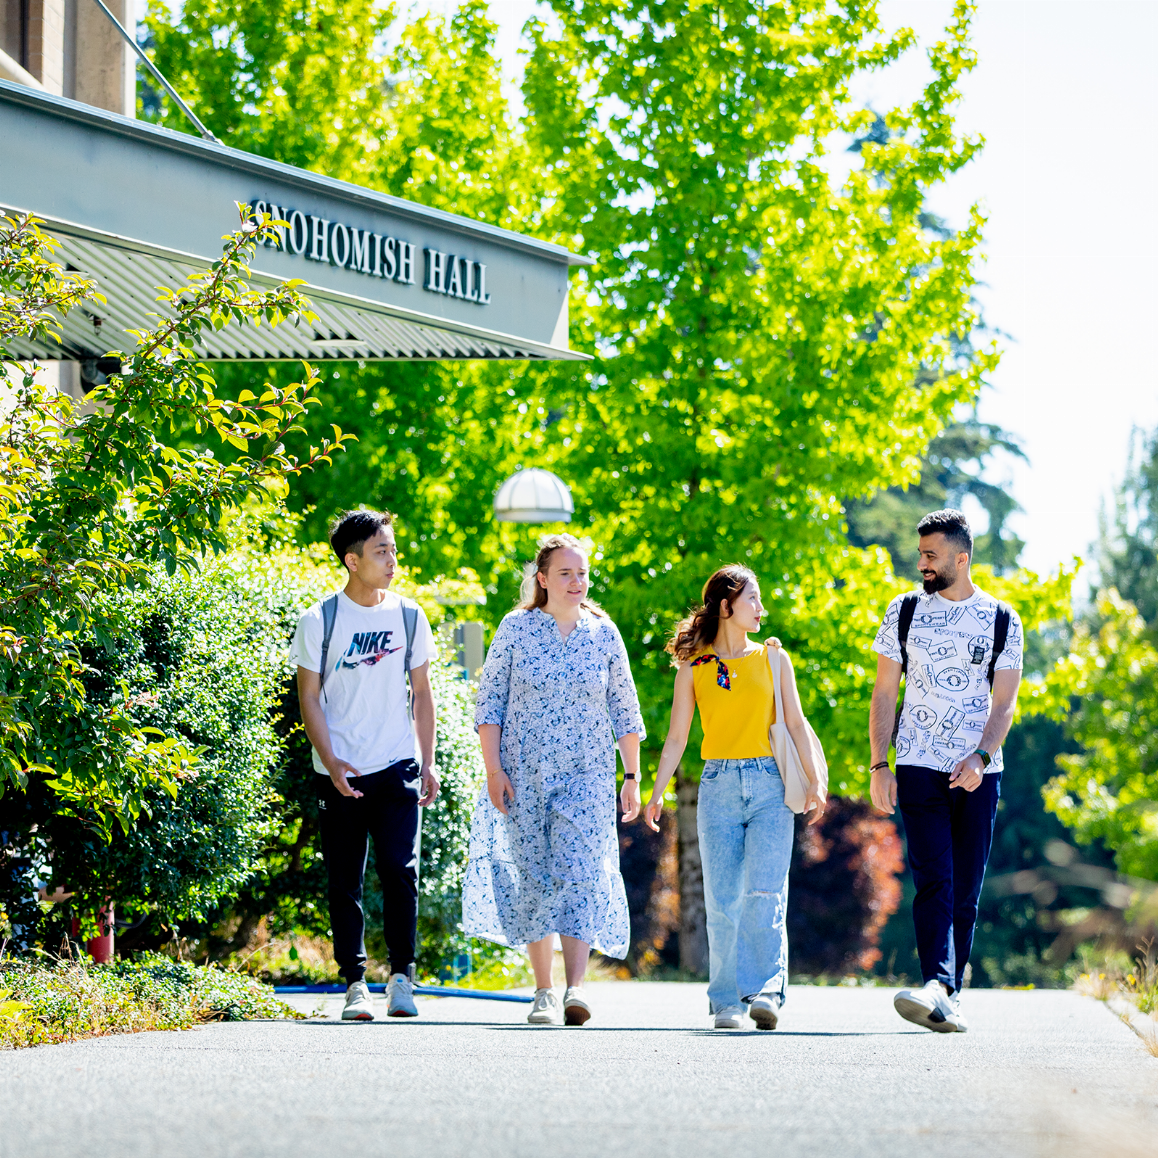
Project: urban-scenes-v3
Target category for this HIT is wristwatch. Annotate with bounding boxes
[623,772,638,781]
[973,749,992,768]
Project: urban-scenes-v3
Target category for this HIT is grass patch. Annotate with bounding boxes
[0,951,302,1050]
[1074,940,1158,1056]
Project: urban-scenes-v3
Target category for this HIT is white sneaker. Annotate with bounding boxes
[714,1005,747,1029]
[563,986,591,1026]
[894,979,964,1033]
[341,980,374,1021]
[527,987,561,1025]
[387,972,418,1018]
[951,994,968,1033]
[748,991,781,1031]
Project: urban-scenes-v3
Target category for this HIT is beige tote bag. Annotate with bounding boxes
[765,641,829,814]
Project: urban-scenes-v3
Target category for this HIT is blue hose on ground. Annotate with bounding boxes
[274,983,532,1004]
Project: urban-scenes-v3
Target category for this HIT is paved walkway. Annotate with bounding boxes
[1,983,1155,1158]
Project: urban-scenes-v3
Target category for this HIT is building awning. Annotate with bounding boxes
[0,80,591,362]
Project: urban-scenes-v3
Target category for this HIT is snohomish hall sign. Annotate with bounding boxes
[0,75,589,376]
[248,197,495,307]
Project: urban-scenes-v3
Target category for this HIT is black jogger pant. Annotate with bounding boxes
[896,764,1001,994]
[316,759,421,985]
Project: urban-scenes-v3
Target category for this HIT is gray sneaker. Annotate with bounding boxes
[748,992,781,1031]
[527,987,561,1025]
[713,1005,747,1030]
[387,971,418,1018]
[563,986,591,1026]
[341,980,375,1021]
[894,979,964,1033]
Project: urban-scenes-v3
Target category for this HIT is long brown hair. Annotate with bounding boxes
[518,533,606,617]
[666,564,757,661]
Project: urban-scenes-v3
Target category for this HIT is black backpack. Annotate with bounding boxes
[892,593,1012,742]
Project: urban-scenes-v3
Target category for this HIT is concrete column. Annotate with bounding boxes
[26,0,66,94]
[74,0,135,116]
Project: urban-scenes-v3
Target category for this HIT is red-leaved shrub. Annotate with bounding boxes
[787,797,904,975]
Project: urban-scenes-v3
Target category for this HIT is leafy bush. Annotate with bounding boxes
[0,518,334,948]
[0,952,300,1049]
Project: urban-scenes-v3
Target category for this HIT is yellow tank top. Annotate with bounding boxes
[690,644,776,760]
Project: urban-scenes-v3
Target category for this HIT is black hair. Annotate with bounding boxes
[329,508,394,570]
[917,508,973,559]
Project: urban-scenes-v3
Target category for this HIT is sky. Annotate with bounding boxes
[415,1,1158,584]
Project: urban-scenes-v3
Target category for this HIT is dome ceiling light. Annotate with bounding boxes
[493,468,574,524]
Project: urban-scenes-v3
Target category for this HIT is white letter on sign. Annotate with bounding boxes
[425,249,448,294]
[397,242,416,285]
[308,217,330,263]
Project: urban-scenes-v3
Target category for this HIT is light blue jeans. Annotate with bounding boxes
[697,756,794,1013]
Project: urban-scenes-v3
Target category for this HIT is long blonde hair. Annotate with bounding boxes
[518,533,606,617]
[666,564,757,661]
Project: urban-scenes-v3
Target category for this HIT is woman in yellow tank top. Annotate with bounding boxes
[643,564,824,1031]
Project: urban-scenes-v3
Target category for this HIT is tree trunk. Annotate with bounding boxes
[676,770,708,976]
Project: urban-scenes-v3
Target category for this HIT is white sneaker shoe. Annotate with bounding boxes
[713,1005,747,1029]
[527,987,561,1025]
[894,979,964,1033]
[748,991,782,1031]
[387,971,418,1018]
[563,986,591,1026]
[341,980,375,1021]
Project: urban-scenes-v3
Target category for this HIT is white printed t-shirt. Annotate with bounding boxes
[872,586,1023,774]
[289,590,437,776]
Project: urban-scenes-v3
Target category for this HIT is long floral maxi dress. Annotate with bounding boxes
[462,607,646,958]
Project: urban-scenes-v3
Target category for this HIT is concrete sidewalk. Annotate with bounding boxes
[1,983,1155,1158]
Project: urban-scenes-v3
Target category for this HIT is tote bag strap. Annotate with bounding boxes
[765,640,785,723]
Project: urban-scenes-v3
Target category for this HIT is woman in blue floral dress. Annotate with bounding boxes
[463,534,645,1027]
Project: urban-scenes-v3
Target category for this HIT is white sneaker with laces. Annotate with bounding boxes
[341,980,375,1021]
[748,991,782,1031]
[894,979,964,1033]
[387,971,418,1018]
[563,986,591,1026]
[950,993,968,1033]
[713,1005,747,1030]
[527,987,561,1025]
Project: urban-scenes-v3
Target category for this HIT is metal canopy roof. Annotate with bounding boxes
[0,80,591,362]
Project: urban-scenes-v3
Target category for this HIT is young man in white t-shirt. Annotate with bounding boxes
[290,509,439,1021]
[868,509,1023,1033]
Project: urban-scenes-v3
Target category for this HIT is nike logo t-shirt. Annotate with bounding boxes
[289,590,437,776]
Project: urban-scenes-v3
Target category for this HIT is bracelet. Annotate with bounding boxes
[623,772,637,781]
[485,768,503,778]
[870,761,890,773]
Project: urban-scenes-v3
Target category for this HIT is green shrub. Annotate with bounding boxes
[0,952,300,1049]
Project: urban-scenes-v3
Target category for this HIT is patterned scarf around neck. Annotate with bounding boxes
[691,652,731,690]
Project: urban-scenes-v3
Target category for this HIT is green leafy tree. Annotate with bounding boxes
[1038,592,1158,881]
[1097,426,1158,626]
[846,413,1027,578]
[0,211,354,941]
[1032,434,1158,885]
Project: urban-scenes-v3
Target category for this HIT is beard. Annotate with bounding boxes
[921,567,954,594]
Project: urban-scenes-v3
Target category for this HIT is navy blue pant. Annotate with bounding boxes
[317,759,421,984]
[896,765,1001,993]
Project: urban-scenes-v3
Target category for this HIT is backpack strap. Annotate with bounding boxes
[897,592,920,675]
[892,592,920,746]
[987,603,1012,688]
[401,598,419,721]
[317,594,340,697]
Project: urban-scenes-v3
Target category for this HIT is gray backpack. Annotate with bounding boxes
[317,594,420,717]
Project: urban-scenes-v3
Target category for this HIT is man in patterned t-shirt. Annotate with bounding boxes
[868,509,1023,1033]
